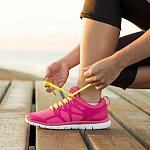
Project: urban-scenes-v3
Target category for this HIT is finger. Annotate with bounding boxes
[43,78,53,88]
[58,81,65,88]
[95,84,107,90]
[85,76,97,84]
[43,77,51,83]
[44,80,54,92]
[53,80,59,87]
[45,86,54,92]
[45,87,52,93]
[84,69,94,78]
[82,66,90,71]
[91,80,106,86]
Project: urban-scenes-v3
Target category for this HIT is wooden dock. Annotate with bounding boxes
[0,80,149,150]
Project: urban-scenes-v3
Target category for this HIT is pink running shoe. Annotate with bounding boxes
[25,86,111,130]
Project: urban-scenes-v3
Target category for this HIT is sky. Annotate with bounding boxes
[0,0,140,51]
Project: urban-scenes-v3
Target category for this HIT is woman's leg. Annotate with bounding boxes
[78,0,121,103]
[129,66,150,89]
[77,18,120,103]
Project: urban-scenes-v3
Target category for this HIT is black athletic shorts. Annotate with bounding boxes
[80,0,150,89]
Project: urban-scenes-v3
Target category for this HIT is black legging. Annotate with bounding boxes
[80,0,150,89]
[112,31,150,89]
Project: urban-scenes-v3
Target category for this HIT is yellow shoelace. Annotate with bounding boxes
[43,81,91,110]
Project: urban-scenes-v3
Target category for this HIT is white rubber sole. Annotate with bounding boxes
[25,117,111,130]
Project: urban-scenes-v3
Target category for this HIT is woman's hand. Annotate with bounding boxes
[83,56,124,90]
[44,61,69,92]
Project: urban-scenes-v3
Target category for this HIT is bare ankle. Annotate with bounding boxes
[77,75,101,103]
[78,89,101,103]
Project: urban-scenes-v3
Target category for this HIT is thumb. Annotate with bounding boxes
[43,66,53,80]
[44,77,50,82]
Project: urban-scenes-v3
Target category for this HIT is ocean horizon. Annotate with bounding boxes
[0,50,79,82]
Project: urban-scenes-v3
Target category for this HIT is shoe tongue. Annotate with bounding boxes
[69,86,79,94]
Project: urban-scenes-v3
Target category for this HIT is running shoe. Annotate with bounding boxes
[25,85,111,129]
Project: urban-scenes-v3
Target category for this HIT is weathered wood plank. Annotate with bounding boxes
[81,116,145,150]
[0,112,30,150]
[102,88,150,149]
[35,81,87,150]
[108,86,150,115]
[0,80,33,150]
[0,80,10,102]
[0,80,33,112]
[136,89,150,97]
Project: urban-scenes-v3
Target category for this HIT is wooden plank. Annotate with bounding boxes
[64,82,145,150]
[102,87,150,149]
[0,112,30,150]
[35,81,87,150]
[136,89,150,97]
[0,80,33,112]
[82,116,145,150]
[108,86,150,115]
[0,80,10,102]
[0,80,33,150]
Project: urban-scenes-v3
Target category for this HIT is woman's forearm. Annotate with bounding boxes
[113,29,150,69]
[58,44,80,69]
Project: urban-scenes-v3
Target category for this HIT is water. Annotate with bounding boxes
[0,50,79,82]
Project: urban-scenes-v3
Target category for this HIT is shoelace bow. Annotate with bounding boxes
[43,81,91,111]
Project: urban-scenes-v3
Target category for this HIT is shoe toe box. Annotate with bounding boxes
[26,109,52,124]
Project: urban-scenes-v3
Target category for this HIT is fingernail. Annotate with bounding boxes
[45,77,49,81]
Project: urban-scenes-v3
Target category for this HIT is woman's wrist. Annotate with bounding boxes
[57,58,71,69]
[57,44,80,70]
[111,50,128,70]
[112,30,150,69]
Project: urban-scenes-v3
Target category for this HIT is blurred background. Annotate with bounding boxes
[0,0,140,81]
